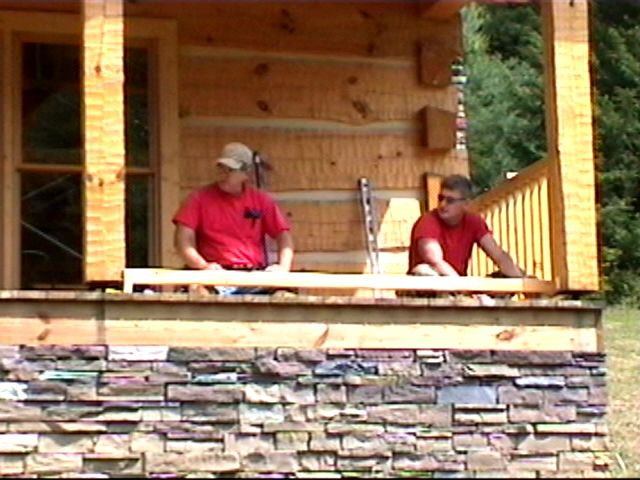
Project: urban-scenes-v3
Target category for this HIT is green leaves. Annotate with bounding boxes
[462,4,545,194]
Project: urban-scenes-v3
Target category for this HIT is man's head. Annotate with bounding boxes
[436,174,472,225]
[215,142,255,187]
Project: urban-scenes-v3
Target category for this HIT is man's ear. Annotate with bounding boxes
[464,199,479,214]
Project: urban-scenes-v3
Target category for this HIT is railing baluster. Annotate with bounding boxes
[540,175,552,280]
[471,160,551,282]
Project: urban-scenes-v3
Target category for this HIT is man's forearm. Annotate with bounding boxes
[431,259,460,277]
[277,247,293,270]
[498,255,525,278]
[275,231,294,271]
[180,247,209,270]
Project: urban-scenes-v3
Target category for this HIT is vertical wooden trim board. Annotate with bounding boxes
[541,0,599,291]
[0,29,17,288]
[82,0,126,282]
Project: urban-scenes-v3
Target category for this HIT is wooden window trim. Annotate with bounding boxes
[0,11,178,288]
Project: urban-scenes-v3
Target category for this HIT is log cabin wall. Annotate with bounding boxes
[123,1,468,275]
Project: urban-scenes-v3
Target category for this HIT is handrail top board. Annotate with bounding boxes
[122,268,555,295]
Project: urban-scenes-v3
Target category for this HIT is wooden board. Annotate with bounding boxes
[179,128,469,191]
[0,292,600,351]
[421,106,457,150]
[280,196,420,253]
[179,53,457,125]
[82,0,126,282]
[122,268,556,295]
[291,250,409,275]
[126,2,461,60]
[541,0,599,291]
[0,317,598,352]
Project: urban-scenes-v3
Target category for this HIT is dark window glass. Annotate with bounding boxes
[125,48,150,168]
[21,173,83,288]
[22,43,82,165]
[126,176,152,268]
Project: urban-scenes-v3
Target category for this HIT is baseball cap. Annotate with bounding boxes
[216,142,255,172]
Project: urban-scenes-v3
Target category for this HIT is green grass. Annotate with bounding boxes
[605,308,640,478]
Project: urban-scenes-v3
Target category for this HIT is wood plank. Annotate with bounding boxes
[515,190,526,270]
[541,0,599,291]
[0,316,598,352]
[531,180,543,279]
[179,54,457,125]
[419,38,462,87]
[152,20,181,269]
[127,2,461,60]
[0,1,78,12]
[122,268,556,295]
[292,250,409,275]
[180,128,469,191]
[281,196,420,252]
[419,0,469,20]
[421,106,457,150]
[1,29,19,288]
[424,173,441,211]
[523,185,535,276]
[540,176,552,281]
[82,0,126,282]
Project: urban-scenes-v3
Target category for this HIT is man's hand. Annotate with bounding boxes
[265,264,288,272]
[203,262,223,270]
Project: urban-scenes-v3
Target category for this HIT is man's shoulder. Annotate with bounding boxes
[246,187,277,204]
[184,183,217,202]
[464,211,487,225]
[415,209,439,225]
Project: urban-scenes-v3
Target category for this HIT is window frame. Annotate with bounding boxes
[0,11,178,289]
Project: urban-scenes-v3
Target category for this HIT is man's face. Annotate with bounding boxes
[436,187,468,225]
[215,164,251,185]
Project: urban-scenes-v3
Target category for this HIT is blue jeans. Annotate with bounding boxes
[214,286,276,296]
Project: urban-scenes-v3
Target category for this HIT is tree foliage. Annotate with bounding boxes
[462,4,545,193]
[462,1,640,304]
[591,0,640,304]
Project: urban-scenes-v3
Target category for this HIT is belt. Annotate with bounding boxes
[222,265,264,271]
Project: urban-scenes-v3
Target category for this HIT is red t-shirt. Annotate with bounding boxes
[172,184,290,268]
[408,209,490,275]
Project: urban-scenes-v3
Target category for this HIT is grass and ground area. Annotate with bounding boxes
[605,308,640,478]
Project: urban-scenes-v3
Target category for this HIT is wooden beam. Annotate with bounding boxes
[421,106,457,150]
[419,40,461,88]
[0,292,601,351]
[122,268,556,295]
[541,0,599,291]
[0,317,598,352]
[82,0,126,283]
[1,28,19,288]
[419,0,469,20]
[424,174,442,211]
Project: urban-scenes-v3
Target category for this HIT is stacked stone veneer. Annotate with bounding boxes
[0,346,609,478]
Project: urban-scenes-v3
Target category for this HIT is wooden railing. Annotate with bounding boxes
[469,159,552,281]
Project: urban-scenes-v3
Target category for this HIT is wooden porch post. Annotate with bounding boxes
[541,0,599,292]
[82,0,126,283]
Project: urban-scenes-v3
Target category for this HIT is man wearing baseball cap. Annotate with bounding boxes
[172,142,294,292]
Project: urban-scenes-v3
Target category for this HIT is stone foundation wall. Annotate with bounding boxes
[0,346,609,477]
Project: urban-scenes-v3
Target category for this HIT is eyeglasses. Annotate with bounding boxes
[437,194,467,205]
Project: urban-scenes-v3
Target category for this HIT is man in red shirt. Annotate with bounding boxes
[409,175,524,279]
[173,142,294,284]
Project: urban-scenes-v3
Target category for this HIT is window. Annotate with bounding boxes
[20,42,155,288]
